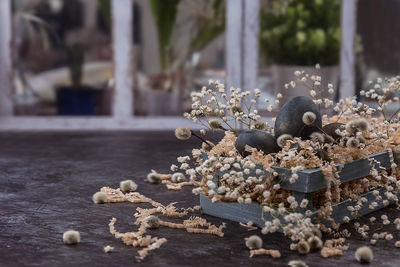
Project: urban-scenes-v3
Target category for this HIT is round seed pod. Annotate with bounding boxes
[119,180,138,192]
[302,112,317,126]
[277,134,293,148]
[144,215,160,229]
[355,246,373,263]
[346,137,360,148]
[297,240,310,254]
[352,118,369,131]
[147,172,160,184]
[63,230,80,245]
[245,235,263,249]
[92,191,107,204]
[307,236,323,249]
[175,127,191,140]
[171,172,186,183]
[310,132,325,144]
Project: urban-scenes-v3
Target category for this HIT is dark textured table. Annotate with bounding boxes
[0,131,399,267]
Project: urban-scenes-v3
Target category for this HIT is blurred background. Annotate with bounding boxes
[0,0,399,129]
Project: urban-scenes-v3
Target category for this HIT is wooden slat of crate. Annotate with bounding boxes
[272,151,393,193]
[201,187,399,230]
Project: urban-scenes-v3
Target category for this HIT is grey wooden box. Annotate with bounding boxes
[200,151,399,229]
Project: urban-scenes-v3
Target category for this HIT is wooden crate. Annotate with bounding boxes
[200,151,399,230]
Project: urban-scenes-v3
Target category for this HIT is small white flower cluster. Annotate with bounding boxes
[286,67,336,110]
[360,76,400,122]
[184,81,270,133]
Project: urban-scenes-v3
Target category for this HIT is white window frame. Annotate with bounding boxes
[0,0,355,131]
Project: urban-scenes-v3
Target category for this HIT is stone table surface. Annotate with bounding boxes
[0,131,399,267]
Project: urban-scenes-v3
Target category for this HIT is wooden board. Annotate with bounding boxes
[201,187,399,230]
[273,151,395,193]
[200,150,399,229]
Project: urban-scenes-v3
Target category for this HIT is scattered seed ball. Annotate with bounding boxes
[202,141,214,152]
[302,112,317,125]
[310,132,324,144]
[345,120,358,134]
[174,127,191,140]
[119,179,138,192]
[92,191,107,204]
[288,260,309,267]
[144,215,160,229]
[277,134,293,148]
[147,172,161,184]
[208,119,222,129]
[346,137,360,148]
[104,245,114,253]
[245,235,263,249]
[297,240,310,254]
[63,230,80,245]
[171,172,186,183]
[307,236,323,249]
[355,246,373,263]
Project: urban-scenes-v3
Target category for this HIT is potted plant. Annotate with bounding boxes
[260,0,341,103]
[56,44,101,115]
[141,0,225,116]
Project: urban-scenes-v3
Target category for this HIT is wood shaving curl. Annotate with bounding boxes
[239,222,258,231]
[136,238,168,262]
[320,238,348,258]
[106,187,226,261]
[249,249,281,258]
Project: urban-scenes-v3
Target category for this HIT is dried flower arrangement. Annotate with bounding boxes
[163,68,400,260]
[92,68,400,262]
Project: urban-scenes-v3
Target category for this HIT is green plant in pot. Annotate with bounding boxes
[260,0,341,103]
[143,0,225,116]
[56,44,100,115]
